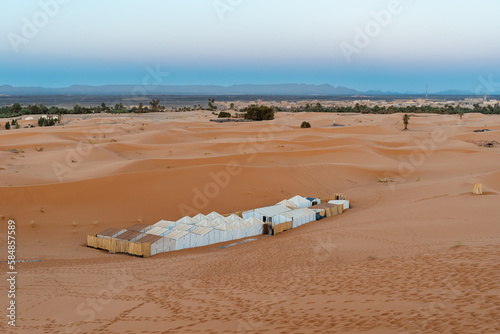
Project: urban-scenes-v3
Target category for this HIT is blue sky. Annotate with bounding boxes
[1,0,499,93]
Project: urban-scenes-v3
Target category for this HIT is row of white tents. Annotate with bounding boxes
[97,195,349,256]
[133,212,266,255]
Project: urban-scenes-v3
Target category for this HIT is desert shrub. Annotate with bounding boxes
[218,111,232,118]
[5,122,10,130]
[301,121,311,128]
[242,105,275,121]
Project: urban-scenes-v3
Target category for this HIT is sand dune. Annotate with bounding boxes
[1,111,499,333]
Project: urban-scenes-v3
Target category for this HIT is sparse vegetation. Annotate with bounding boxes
[300,121,311,128]
[218,111,232,118]
[403,114,410,130]
[242,105,275,121]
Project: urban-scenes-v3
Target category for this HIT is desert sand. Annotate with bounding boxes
[0,111,499,333]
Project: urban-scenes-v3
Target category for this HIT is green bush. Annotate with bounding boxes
[218,111,232,118]
[301,121,311,128]
[5,122,10,130]
[242,105,275,121]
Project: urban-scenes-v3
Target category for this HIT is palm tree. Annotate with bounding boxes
[149,99,160,112]
[403,114,410,130]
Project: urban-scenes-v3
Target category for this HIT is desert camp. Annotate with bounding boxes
[87,194,349,257]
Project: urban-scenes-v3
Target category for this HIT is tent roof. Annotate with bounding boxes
[214,223,238,231]
[172,223,196,232]
[225,214,243,223]
[147,227,170,236]
[196,219,219,228]
[252,204,290,217]
[154,220,177,228]
[116,230,141,241]
[288,195,311,205]
[243,217,264,226]
[206,211,223,219]
[126,224,148,232]
[96,227,123,237]
[277,199,298,209]
[192,227,213,236]
[136,234,162,244]
[192,213,207,222]
[164,230,189,240]
[177,216,196,225]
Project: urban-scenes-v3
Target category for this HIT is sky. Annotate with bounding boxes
[1,0,500,93]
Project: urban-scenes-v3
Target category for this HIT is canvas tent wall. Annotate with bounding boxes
[309,203,340,220]
[279,208,316,228]
[191,227,216,247]
[136,235,163,256]
[164,230,191,250]
[288,195,312,208]
[215,222,239,241]
[328,200,350,210]
[306,197,321,206]
[243,217,265,236]
[242,204,291,224]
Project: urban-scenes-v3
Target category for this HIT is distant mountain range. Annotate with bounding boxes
[0,84,498,96]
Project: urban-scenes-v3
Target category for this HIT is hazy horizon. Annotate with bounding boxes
[2,0,500,94]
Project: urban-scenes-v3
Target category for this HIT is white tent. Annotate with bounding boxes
[196,219,219,228]
[242,204,291,224]
[227,220,253,239]
[176,216,197,225]
[225,214,244,224]
[215,222,239,241]
[153,220,179,229]
[146,226,171,237]
[280,208,316,228]
[191,227,216,247]
[244,217,265,236]
[277,199,298,209]
[206,211,223,220]
[164,230,191,250]
[328,200,350,210]
[288,195,312,208]
[191,213,207,222]
[172,223,197,233]
[210,217,227,227]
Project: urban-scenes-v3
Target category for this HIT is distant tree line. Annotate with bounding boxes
[2,100,500,120]
[277,102,500,115]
